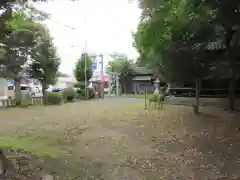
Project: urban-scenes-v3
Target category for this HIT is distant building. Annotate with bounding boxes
[89,54,114,92]
[53,75,77,89]
[126,64,156,94]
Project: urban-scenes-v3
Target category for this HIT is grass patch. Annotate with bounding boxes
[0,134,67,157]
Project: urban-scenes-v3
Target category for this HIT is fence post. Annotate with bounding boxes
[144,87,147,110]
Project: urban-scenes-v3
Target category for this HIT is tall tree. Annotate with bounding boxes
[28,25,60,103]
[0,11,44,104]
[133,0,221,114]
[135,0,240,111]
[108,57,133,93]
[74,53,93,85]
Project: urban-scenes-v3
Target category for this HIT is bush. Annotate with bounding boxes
[87,87,96,99]
[76,88,85,99]
[148,94,158,102]
[148,93,165,102]
[62,87,76,102]
[75,87,96,100]
[45,92,63,105]
[74,82,85,89]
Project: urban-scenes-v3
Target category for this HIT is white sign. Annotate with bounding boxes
[0,78,8,100]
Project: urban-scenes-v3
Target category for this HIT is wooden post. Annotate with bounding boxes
[194,79,201,115]
[144,87,147,110]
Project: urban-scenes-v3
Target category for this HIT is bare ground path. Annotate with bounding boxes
[0,98,240,179]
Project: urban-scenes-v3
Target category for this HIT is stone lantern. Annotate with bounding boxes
[154,77,160,94]
[0,64,5,72]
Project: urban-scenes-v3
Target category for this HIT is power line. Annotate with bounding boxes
[26,3,78,30]
[47,17,76,30]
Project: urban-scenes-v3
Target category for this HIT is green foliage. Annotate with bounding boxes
[87,87,96,99]
[135,0,240,111]
[0,11,41,76]
[107,59,125,73]
[0,11,49,105]
[107,56,133,93]
[76,88,85,99]
[63,87,76,102]
[28,25,60,89]
[148,94,158,102]
[74,53,93,83]
[45,92,63,105]
[148,93,165,103]
[74,82,85,89]
[75,87,95,100]
[134,0,230,82]
[74,83,86,99]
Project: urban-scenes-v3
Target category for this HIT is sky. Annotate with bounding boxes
[35,0,141,75]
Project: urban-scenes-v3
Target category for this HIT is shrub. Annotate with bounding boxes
[87,87,96,99]
[76,88,84,95]
[76,88,85,99]
[45,92,63,105]
[62,87,76,102]
[148,93,165,103]
[75,87,96,100]
[148,94,158,102]
[74,82,85,89]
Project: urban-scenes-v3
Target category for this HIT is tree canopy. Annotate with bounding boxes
[0,5,60,105]
[28,24,60,91]
[107,56,133,93]
[134,0,240,111]
[74,53,93,83]
[0,11,42,77]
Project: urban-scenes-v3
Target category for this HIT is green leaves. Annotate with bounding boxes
[134,0,229,83]
[74,53,93,83]
[107,56,133,93]
[29,25,60,86]
[0,10,43,77]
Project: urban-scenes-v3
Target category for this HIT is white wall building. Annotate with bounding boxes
[52,75,77,89]
[91,54,113,80]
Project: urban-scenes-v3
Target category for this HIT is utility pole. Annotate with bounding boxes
[100,54,104,99]
[108,72,112,96]
[83,13,88,100]
[116,73,119,96]
[84,53,88,99]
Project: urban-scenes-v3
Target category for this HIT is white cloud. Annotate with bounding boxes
[35,0,141,74]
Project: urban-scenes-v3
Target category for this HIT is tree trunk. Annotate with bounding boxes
[194,79,201,115]
[225,28,236,111]
[0,149,10,176]
[41,82,47,105]
[228,67,235,111]
[124,83,127,94]
[14,78,21,106]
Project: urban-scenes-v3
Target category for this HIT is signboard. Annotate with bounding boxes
[92,65,97,70]
[7,79,15,85]
[0,78,8,98]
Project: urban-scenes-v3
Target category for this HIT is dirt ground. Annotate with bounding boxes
[0,98,240,179]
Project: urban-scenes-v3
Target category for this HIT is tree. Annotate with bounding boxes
[207,0,240,111]
[28,25,60,103]
[107,59,125,73]
[108,57,133,93]
[0,2,56,174]
[135,0,240,111]
[0,11,45,105]
[74,53,93,84]
[133,0,222,114]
